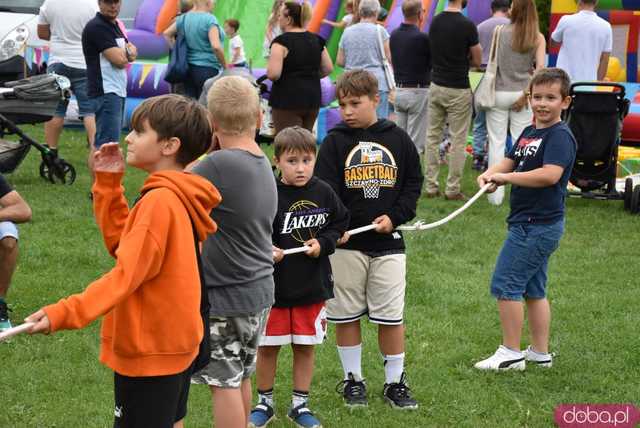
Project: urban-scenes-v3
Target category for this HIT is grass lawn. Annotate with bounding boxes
[0,125,638,427]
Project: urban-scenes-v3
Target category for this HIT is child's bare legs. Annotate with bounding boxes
[526,297,551,354]
[292,344,315,391]
[378,324,404,355]
[336,320,361,346]
[498,299,524,350]
[256,345,280,391]
[211,381,252,428]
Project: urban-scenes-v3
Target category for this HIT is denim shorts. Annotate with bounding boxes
[490,220,564,300]
[94,93,125,148]
[47,62,95,117]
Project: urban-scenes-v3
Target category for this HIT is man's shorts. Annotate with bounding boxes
[260,302,327,346]
[113,362,193,427]
[491,220,564,301]
[0,222,18,240]
[94,93,125,148]
[327,249,406,325]
[191,308,269,389]
[47,62,95,118]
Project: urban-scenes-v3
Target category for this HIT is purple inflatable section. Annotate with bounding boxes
[127,29,169,59]
[318,0,342,40]
[134,0,165,33]
[126,63,172,98]
[386,0,406,34]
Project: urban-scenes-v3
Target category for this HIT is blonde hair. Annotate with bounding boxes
[510,0,540,53]
[207,76,260,136]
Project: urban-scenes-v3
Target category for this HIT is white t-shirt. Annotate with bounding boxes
[342,14,353,27]
[552,10,612,81]
[38,0,98,69]
[230,34,246,65]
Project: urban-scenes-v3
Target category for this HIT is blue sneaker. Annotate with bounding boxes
[287,403,322,428]
[0,300,12,332]
[248,401,275,428]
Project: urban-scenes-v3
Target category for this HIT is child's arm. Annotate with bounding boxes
[387,140,424,229]
[488,165,565,188]
[310,189,350,258]
[92,144,129,257]
[322,19,346,29]
[477,157,516,192]
[27,200,169,333]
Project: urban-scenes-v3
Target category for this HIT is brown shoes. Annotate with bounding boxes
[444,192,468,201]
[423,190,441,198]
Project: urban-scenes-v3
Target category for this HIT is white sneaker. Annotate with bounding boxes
[523,346,553,368]
[474,345,525,371]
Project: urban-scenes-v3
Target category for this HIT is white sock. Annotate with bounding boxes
[337,344,362,380]
[501,345,523,356]
[292,390,309,409]
[383,353,405,384]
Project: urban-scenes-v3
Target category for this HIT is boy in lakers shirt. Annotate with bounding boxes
[315,70,423,410]
[250,126,349,428]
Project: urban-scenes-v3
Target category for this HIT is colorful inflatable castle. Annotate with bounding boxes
[549,0,640,144]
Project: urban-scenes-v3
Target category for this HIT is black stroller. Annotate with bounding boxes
[563,82,638,211]
[0,73,77,184]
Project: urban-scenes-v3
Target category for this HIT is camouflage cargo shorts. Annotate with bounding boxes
[191,308,269,388]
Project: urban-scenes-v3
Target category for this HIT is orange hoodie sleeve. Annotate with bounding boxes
[92,171,129,258]
[44,197,169,332]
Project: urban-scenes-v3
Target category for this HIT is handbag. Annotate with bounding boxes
[474,25,503,110]
[376,24,396,104]
[165,15,190,84]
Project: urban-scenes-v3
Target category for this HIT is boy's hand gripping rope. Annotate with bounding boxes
[281,183,493,256]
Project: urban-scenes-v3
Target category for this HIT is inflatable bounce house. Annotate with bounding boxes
[57,0,495,141]
[549,0,640,145]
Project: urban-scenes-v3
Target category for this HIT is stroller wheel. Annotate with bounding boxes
[631,185,640,214]
[624,178,633,211]
[48,159,76,185]
[39,160,49,181]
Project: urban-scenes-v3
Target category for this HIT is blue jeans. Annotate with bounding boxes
[472,109,487,157]
[377,90,390,119]
[491,220,565,301]
[184,65,220,99]
[94,93,125,148]
[47,62,95,117]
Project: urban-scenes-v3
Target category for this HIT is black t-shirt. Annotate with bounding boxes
[272,177,350,307]
[269,31,325,110]
[428,11,479,89]
[507,122,577,225]
[0,175,12,198]
[390,23,431,86]
[82,13,127,98]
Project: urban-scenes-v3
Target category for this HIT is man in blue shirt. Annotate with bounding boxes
[82,0,137,176]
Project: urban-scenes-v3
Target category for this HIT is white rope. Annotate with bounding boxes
[0,322,34,342]
[280,183,493,256]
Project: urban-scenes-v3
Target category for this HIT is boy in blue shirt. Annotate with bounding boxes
[475,68,577,371]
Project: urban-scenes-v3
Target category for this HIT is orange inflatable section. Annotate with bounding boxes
[156,0,179,34]
[308,0,332,33]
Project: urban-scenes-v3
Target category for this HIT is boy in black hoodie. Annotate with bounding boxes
[249,127,349,428]
[315,70,424,410]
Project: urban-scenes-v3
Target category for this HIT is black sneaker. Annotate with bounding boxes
[335,372,367,408]
[0,300,12,331]
[382,373,418,410]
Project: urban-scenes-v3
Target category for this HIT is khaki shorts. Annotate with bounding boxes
[326,249,406,325]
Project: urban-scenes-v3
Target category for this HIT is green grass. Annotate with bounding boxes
[1,126,638,427]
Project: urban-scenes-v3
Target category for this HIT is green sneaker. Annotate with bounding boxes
[0,300,12,332]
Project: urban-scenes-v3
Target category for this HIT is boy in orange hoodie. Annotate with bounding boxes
[25,94,221,428]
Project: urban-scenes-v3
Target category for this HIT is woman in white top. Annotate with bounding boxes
[485,0,546,205]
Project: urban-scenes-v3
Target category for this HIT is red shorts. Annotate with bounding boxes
[260,302,327,346]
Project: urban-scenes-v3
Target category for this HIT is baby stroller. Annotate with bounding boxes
[564,82,633,207]
[0,73,77,184]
